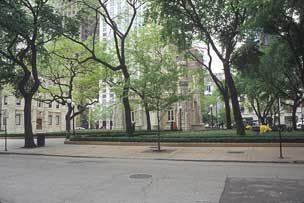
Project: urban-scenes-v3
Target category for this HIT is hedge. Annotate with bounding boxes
[69,136,304,143]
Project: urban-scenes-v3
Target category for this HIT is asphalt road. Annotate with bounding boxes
[0,155,304,203]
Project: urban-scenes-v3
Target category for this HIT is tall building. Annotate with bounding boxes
[52,0,99,41]
[99,0,144,41]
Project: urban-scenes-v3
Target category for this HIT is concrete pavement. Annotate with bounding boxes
[1,138,304,163]
[1,155,304,203]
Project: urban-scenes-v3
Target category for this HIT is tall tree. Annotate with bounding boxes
[148,0,248,134]
[129,24,182,131]
[39,38,101,133]
[190,43,232,129]
[63,0,144,135]
[252,0,304,87]
[0,0,64,148]
[233,38,302,129]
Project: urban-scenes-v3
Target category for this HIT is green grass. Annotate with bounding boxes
[2,129,304,143]
[69,129,304,143]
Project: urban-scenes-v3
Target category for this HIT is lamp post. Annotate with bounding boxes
[179,106,182,131]
[2,110,8,151]
[300,89,304,130]
[66,99,76,138]
[72,102,75,136]
[209,105,213,128]
[277,97,283,159]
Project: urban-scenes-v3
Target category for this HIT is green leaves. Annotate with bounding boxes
[127,23,184,112]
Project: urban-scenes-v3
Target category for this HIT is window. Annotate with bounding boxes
[168,110,174,122]
[56,103,60,109]
[110,94,114,102]
[55,115,60,125]
[102,94,106,103]
[207,84,211,93]
[37,101,42,108]
[16,98,21,105]
[48,115,52,125]
[48,102,52,108]
[36,119,42,130]
[4,96,8,105]
[131,111,135,122]
[15,113,21,125]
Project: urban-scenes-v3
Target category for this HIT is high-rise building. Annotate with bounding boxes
[52,0,99,41]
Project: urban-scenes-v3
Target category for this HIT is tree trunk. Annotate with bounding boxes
[144,102,151,131]
[23,96,36,148]
[259,116,266,125]
[292,103,298,130]
[223,88,232,129]
[122,85,133,135]
[65,105,72,133]
[223,63,245,135]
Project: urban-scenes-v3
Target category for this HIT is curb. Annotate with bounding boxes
[64,141,304,147]
[1,152,304,165]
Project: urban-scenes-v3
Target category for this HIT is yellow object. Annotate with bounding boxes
[260,125,272,134]
[245,125,252,130]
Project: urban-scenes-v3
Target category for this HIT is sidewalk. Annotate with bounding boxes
[1,138,304,164]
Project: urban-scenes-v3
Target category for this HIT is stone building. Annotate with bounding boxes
[0,91,67,134]
[111,59,205,131]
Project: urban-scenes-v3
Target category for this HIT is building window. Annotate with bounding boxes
[15,113,21,125]
[36,119,42,130]
[56,103,60,109]
[55,115,60,125]
[207,84,211,93]
[37,101,42,108]
[16,98,21,105]
[110,94,114,102]
[48,102,52,108]
[102,94,106,103]
[168,110,174,122]
[48,115,52,125]
[131,111,135,122]
[4,96,8,105]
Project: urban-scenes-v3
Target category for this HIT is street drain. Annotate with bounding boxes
[227,151,245,154]
[129,174,152,179]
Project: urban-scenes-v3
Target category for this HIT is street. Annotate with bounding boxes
[0,154,304,203]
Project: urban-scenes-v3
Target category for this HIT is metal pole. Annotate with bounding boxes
[179,108,182,131]
[301,102,303,129]
[215,103,218,127]
[4,118,7,151]
[72,107,75,136]
[211,106,213,128]
[278,98,283,159]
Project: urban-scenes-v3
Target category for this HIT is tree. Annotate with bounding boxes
[129,24,182,131]
[0,0,64,148]
[148,0,248,134]
[39,38,101,133]
[145,64,182,151]
[233,38,302,129]
[190,45,232,129]
[63,0,144,135]
[252,0,304,87]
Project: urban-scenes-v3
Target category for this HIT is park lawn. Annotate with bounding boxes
[69,129,304,143]
[2,129,304,143]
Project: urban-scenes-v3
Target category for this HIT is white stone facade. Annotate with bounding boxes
[0,94,67,134]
